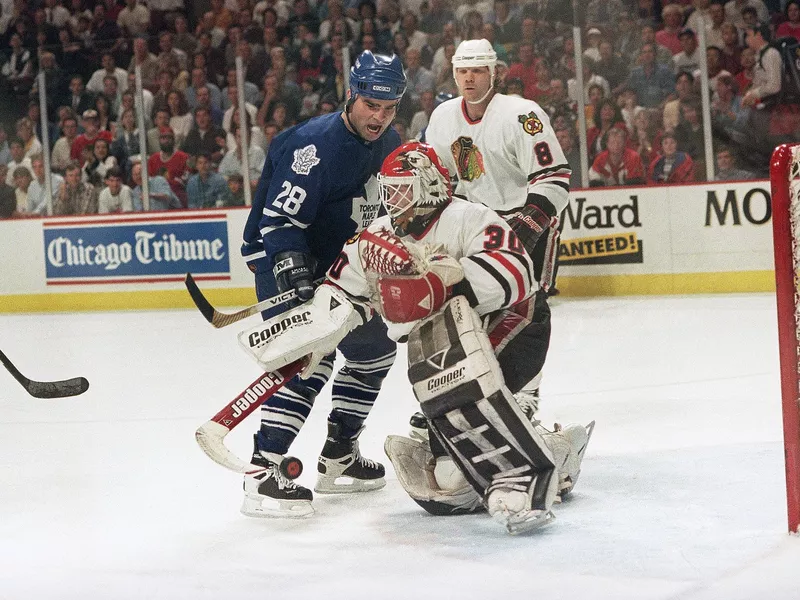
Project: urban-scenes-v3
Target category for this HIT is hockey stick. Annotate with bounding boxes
[195,360,305,473]
[0,349,89,398]
[185,273,315,328]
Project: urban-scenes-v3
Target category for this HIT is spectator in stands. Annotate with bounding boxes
[185,67,223,111]
[102,75,123,120]
[657,4,685,55]
[625,43,677,108]
[12,166,32,216]
[6,139,33,186]
[687,0,713,35]
[663,71,698,131]
[596,39,629,93]
[44,0,72,29]
[491,0,520,45]
[110,107,140,176]
[586,0,627,28]
[742,24,782,108]
[227,104,268,151]
[55,161,98,215]
[719,22,743,75]
[674,100,706,166]
[713,73,750,136]
[420,0,455,34]
[88,53,128,95]
[130,161,181,211]
[298,78,321,120]
[117,0,150,37]
[714,146,754,180]
[226,172,246,206]
[555,126,584,189]
[16,118,42,160]
[725,0,769,30]
[186,153,231,208]
[508,41,537,99]
[0,166,15,218]
[777,1,800,41]
[158,31,188,72]
[408,89,435,141]
[587,98,629,163]
[630,107,663,167]
[148,127,189,205]
[166,90,193,148]
[434,41,459,96]
[51,117,78,174]
[218,120,265,189]
[648,132,695,184]
[589,127,646,187]
[705,1,727,49]
[181,107,227,166]
[27,154,64,215]
[2,33,34,96]
[94,94,115,133]
[222,68,260,110]
[128,36,160,92]
[673,29,702,75]
[0,125,10,166]
[173,15,197,56]
[192,85,224,126]
[82,138,117,188]
[629,23,674,69]
[71,110,114,164]
[618,87,643,133]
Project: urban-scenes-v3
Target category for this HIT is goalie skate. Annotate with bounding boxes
[540,421,595,499]
[241,442,314,518]
[485,476,558,535]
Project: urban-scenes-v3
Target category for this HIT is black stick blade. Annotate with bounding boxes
[25,377,90,399]
[185,273,215,324]
[1,350,90,399]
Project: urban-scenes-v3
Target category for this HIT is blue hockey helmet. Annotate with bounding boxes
[349,50,406,101]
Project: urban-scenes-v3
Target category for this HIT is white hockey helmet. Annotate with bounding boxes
[451,38,497,84]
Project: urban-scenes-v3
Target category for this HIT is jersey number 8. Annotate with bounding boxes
[273,181,307,215]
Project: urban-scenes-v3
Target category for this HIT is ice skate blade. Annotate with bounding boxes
[492,508,555,535]
[314,475,386,494]
[240,493,314,518]
[559,420,596,499]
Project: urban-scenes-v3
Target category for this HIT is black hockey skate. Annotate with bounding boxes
[315,421,386,494]
[241,436,314,518]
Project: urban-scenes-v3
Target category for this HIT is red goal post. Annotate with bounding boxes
[770,143,800,533]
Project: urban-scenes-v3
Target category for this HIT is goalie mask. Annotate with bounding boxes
[377,142,452,235]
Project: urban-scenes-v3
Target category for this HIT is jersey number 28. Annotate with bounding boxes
[273,181,307,215]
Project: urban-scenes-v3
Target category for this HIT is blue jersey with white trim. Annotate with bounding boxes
[241,112,401,276]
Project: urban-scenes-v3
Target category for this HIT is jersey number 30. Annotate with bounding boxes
[273,181,307,215]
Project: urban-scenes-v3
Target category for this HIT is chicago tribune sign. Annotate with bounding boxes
[43,215,230,283]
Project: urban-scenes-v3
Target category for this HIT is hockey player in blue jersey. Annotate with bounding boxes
[239,51,406,518]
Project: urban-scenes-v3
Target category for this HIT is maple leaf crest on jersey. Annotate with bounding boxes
[291,144,321,175]
[450,136,485,182]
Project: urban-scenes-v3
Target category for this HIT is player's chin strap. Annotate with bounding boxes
[465,84,494,105]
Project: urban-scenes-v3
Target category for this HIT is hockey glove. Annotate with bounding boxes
[507,203,552,255]
[273,251,316,301]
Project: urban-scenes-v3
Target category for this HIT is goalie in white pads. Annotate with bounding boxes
[246,142,592,533]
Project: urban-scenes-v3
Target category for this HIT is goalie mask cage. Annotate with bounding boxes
[769,143,800,533]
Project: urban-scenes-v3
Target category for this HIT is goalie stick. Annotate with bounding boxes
[0,349,89,398]
[185,273,322,328]
[195,360,305,473]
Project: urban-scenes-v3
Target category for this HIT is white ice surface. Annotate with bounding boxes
[1,293,798,600]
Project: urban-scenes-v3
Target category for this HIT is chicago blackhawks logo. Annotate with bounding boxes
[518,111,544,136]
[450,136,485,182]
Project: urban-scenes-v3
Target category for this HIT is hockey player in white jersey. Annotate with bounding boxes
[239,142,592,533]
[424,38,572,417]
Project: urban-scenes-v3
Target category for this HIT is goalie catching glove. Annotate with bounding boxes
[238,284,365,379]
[359,227,464,323]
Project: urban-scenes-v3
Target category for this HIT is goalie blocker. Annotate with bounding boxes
[407,295,559,534]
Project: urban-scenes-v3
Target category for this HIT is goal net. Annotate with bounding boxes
[770,143,800,533]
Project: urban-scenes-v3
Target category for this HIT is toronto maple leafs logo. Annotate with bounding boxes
[291,144,321,175]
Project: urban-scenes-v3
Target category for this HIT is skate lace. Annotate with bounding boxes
[269,465,301,491]
[352,440,379,469]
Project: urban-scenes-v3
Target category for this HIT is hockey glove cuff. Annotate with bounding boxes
[273,251,316,301]
[507,203,552,254]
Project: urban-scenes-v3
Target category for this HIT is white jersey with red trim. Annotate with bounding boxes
[425,94,571,215]
[327,198,536,341]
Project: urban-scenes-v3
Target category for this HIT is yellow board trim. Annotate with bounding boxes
[0,287,257,313]
[0,272,777,313]
[557,271,776,296]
